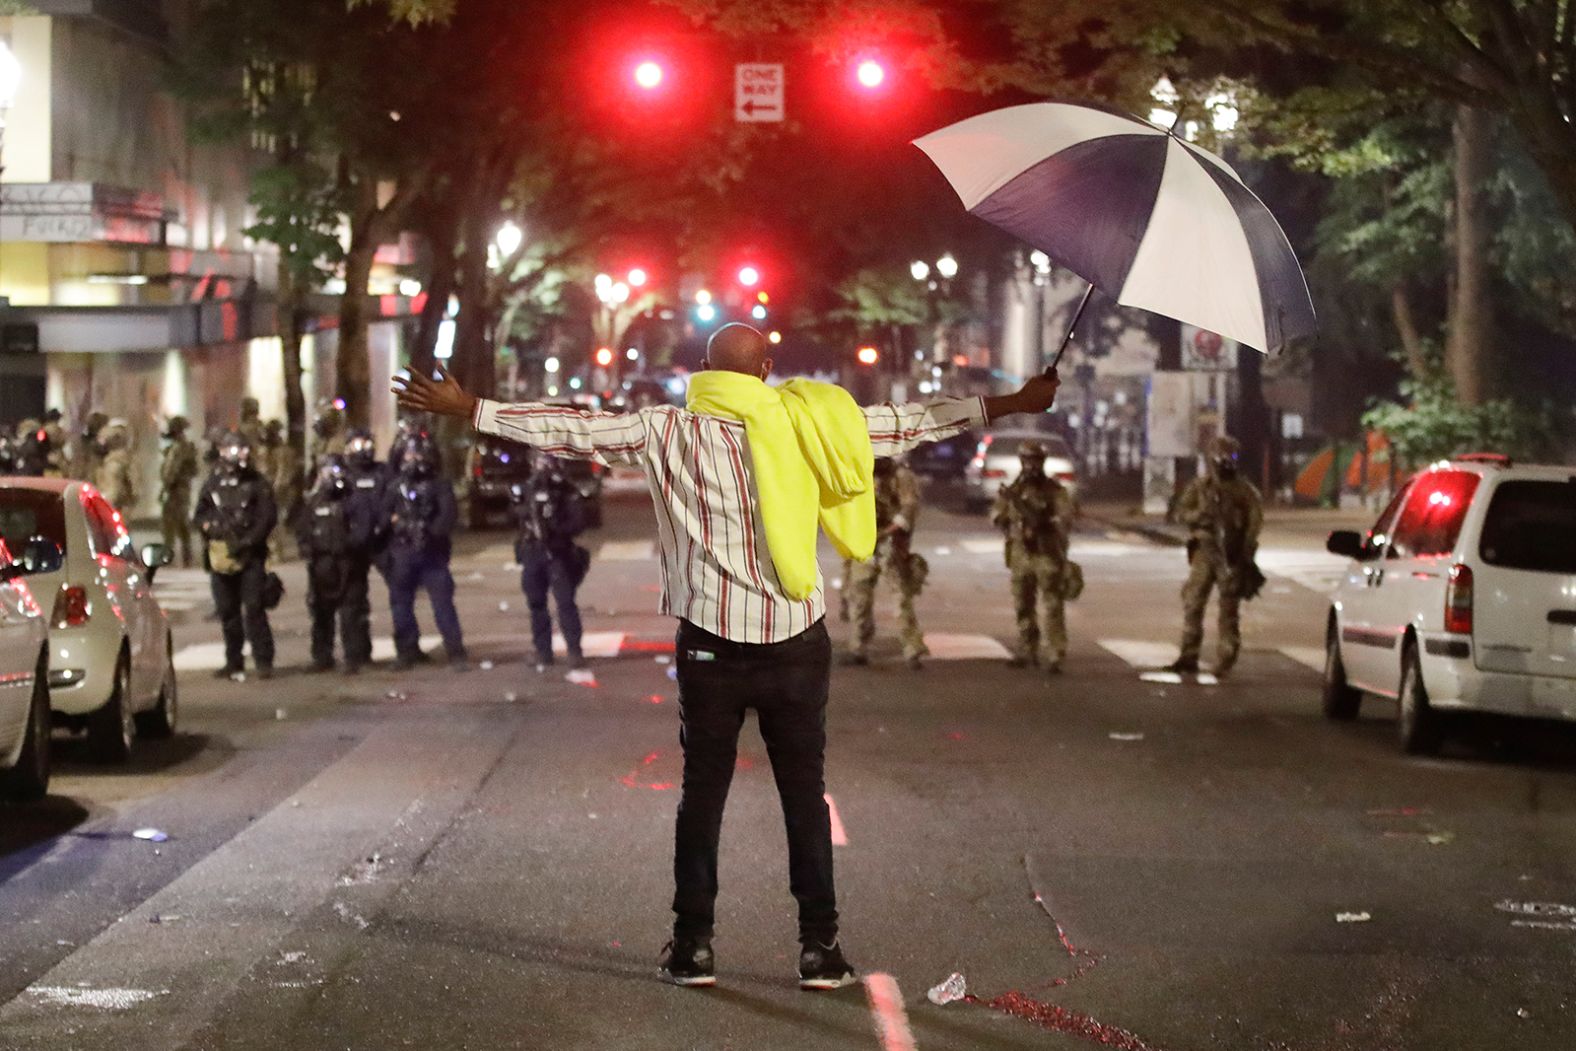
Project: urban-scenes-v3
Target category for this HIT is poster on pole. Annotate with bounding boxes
[735,64,784,122]
[1180,324,1238,371]
[1146,371,1195,457]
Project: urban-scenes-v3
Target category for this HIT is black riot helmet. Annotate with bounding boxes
[216,430,251,472]
[396,432,440,479]
[345,428,376,468]
[314,453,349,496]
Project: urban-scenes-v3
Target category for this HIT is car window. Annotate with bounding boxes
[0,489,68,555]
[84,493,136,562]
[1479,479,1576,574]
[1387,471,1480,559]
[1366,483,1411,553]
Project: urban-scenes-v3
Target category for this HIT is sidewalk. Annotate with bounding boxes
[1081,499,1373,549]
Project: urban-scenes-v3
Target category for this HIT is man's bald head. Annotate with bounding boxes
[705,323,771,378]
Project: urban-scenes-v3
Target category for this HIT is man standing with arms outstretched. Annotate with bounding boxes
[395,324,1058,990]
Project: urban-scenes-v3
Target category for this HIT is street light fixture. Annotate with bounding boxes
[627,267,648,288]
[910,260,930,282]
[750,304,767,321]
[855,59,886,89]
[633,60,664,90]
[695,289,712,305]
[935,254,958,279]
[544,356,560,374]
[495,220,524,258]
[737,265,760,288]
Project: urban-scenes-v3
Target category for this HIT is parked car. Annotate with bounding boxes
[0,537,50,801]
[467,437,604,530]
[0,478,177,763]
[961,430,1079,510]
[907,430,977,485]
[1321,455,1576,753]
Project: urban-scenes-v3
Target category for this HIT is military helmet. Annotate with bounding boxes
[1018,440,1048,462]
[314,399,345,437]
[100,419,131,450]
[263,418,285,442]
[216,430,251,469]
[42,408,62,424]
[240,396,261,418]
[1209,435,1241,477]
[165,415,190,437]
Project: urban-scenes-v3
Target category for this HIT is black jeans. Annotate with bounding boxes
[520,546,582,663]
[307,555,372,667]
[211,560,274,670]
[672,618,837,944]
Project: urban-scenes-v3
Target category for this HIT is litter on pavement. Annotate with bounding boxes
[1335,911,1372,923]
[566,669,597,686]
[131,828,169,843]
[498,601,510,611]
[479,660,495,671]
[927,972,968,1005]
[504,691,519,703]
[275,708,288,720]
[1108,732,1145,742]
[384,690,407,701]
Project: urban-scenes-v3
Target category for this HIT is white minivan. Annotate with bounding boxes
[1322,455,1576,753]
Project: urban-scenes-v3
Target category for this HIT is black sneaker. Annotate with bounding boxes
[798,940,857,990]
[658,939,716,988]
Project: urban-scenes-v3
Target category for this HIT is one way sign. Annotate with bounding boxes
[735,63,784,123]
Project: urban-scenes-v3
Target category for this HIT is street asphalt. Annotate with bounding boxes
[3,482,1575,1050]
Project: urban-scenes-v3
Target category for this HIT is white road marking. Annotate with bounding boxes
[1281,645,1326,673]
[27,987,165,1011]
[1099,639,1177,668]
[924,633,1012,660]
[824,793,848,846]
[175,635,442,671]
[1139,671,1184,684]
[1195,672,1219,686]
[1257,547,1349,595]
[931,545,953,556]
[552,631,625,658]
[598,540,655,561]
[961,538,1003,555]
[863,973,917,1051]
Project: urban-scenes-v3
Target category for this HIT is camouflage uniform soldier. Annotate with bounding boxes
[237,397,265,454]
[1168,436,1263,676]
[845,457,929,669]
[311,400,347,475]
[266,419,305,559]
[94,419,138,512]
[160,416,200,567]
[993,442,1076,674]
[73,411,108,481]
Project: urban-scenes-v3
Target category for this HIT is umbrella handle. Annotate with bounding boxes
[1046,282,1094,374]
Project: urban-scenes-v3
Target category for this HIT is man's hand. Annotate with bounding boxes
[392,366,478,421]
[984,368,1060,422]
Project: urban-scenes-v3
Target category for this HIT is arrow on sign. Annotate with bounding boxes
[739,100,781,116]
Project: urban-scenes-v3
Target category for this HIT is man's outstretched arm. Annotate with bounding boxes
[862,370,1061,458]
[393,367,646,466]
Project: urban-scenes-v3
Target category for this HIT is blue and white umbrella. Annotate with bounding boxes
[914,102,1316,362]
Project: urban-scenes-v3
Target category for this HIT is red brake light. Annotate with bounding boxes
[982,467,1008,479]
[1055,471,1076,482]
[1444,563,1473,634]
[52,585,91,628]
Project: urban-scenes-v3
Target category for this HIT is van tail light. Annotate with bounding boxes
[982,467,1008,479]
[1444,563,1473,634]
[1055,471,1076,482]
[52,585,91,628]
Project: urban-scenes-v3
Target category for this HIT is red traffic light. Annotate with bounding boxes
[855,59,886,89]
[737,265,761,288]
[595,347,615,367]
[633,60,664,90]
[856,345,879,366]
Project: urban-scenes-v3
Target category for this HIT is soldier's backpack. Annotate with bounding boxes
[1061,561,1085,601]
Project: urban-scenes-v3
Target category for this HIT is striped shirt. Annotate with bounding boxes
[474,393,987,644]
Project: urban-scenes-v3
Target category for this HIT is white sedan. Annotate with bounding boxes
[0,478,178,763]
[0,537,50,801]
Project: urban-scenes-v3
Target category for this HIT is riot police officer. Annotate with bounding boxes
[993,441,1078,674]
[159,416,200,567]
[94,418,138,512]
[295,455,377,674]
[844,456,929,669]
[512,451,590,671]
[194,431,278,679]
[384,431,468,670]
[1167,435,1264,676]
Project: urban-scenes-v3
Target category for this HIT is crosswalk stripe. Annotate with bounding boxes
[961,538,1003,555]
[1098,638,1177,668]
[923,633,1012,660]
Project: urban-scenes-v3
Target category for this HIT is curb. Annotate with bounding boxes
[1081,510,1187,548]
